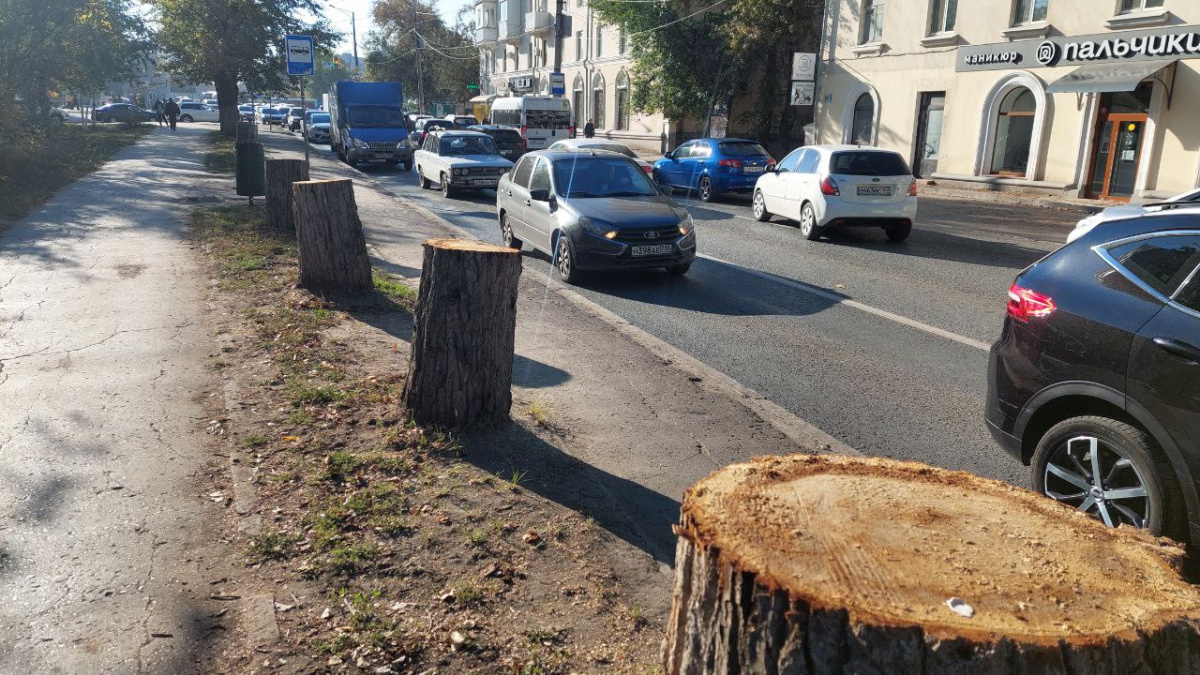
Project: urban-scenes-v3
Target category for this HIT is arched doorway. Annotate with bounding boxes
[572,74,584,129]
[615,70,630,131]
[990,87,1037,176]
[591,73,606,129]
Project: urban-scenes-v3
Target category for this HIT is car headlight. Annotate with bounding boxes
[580,217,618,240]
[353,138,370,149]
[678,213,694,236]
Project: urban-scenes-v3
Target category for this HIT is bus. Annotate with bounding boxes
[488,96,573,150]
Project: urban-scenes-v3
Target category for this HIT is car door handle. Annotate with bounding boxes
[523,199,531,207]
[1152,337,1200,364]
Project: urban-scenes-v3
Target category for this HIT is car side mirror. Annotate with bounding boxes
[664,151,674,159]
[529,188,551,202]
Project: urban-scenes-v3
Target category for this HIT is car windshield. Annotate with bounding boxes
[346,106,405,127]
[718,141,769,157]
[830,151,911,176]
[261,108,278,114]
[310,114,330,124]
[552,156,657,198]
[439,136,497,156]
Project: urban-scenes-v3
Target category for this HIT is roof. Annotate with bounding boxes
[432,130,491,138]
[526,150,641,162]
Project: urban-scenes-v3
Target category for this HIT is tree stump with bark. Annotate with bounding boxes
[291,179,372,295]
[266,159,309,232]
[402,238,522,428]
[664,454,1200,674]
[236,121,258,144]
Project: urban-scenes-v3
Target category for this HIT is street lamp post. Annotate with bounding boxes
[328,4,360,80]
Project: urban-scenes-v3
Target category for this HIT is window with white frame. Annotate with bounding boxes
[1012,0,1048,25]
[576,30,583,60]
[536,38,546,67]
[615,70,630,130]
[595,25,603,57]
[619,27,628,53]
[928,0,957,34]
[860,0,885,44]
[1120,0,1163,11]
[592,73,606,129]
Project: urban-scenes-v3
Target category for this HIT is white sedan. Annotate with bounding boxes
[178,101,219,123]
[547,138,653,174]
[752,145,918,242]
[1067,187,1200,243]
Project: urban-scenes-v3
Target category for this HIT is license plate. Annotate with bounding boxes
[744,166,765,174]
[631,244,674,257]
[857,185,893,196]
[470,179,496,186]
[374,152,391,159]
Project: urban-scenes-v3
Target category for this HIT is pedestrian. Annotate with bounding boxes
[583,119,595,138]
[164,98,180,131]
[153,99,165,127]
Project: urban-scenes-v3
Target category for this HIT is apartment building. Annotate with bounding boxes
[471,0,668,153]
[816,0,1200,200]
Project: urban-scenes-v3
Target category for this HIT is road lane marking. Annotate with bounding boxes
[698,253,992,352]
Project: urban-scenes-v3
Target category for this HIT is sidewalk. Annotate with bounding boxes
[0,125,235,673]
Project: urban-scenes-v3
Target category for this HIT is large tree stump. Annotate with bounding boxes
[266,158,309,232]
[291,179,372,294]
[402,238,522,427]
[665,454,1200,674]
[236,120,258,144]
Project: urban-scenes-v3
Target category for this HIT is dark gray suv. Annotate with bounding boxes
[495,150,696,283]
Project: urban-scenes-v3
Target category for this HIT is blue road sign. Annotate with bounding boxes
[286,35,315,76]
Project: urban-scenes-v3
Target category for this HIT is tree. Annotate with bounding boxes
[365,0,478,110]
[307,50,357,100]
[149,0,338,136]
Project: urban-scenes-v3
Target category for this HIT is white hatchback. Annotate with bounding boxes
[178,101,219,123]
[752,145,918,242]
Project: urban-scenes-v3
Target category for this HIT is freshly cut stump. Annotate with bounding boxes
[266,158,309,232]
[236,120,258,144]
[402,238,521,427]
[292,179,372,295]
[665,454,1200,674]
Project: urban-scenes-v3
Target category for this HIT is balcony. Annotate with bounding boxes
[475,25,498,44]
[498,11,524,44]
[525,11,553,36]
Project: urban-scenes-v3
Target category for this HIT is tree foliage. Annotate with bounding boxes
[366,0,478,110]
[149,0,337,134]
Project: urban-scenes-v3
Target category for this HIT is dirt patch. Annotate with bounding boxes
[116,263,146,278]
[193,205,662,673]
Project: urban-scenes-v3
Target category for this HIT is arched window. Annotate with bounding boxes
[592,73,606,130]
[572,74,584,127]
[990,87,1036,175]
[850,93,874,145]
[539,75,549,95]
[615,70,630,131]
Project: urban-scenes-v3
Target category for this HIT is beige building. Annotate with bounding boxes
[471,0,669,153]
[816,0,1200,201]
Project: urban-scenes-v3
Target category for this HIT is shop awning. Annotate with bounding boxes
[1046,59,1176,94]
[468,94,497,104]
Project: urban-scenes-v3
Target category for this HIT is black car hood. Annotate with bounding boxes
[568,195,684,228]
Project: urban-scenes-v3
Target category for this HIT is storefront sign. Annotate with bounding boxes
[958,24,1200,72]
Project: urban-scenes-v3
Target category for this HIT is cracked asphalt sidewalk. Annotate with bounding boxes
[0,125,234,673]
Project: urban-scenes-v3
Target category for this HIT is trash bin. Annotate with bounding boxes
[235,141,265,197]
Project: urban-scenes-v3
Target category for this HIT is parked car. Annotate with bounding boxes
[408,113,433,126]
[444,114,479,127]
[306,112,331,143]
[238,104,256,122]
[178,101,219,123]
[653,138,775,202]
[751,145,917,242]
[256,107,284,125]
[468,125,526,160]
[408,118,457,149]
[285,106,307,131]
[202,99,218,107]
[496,151,696,283]
[547,138,652,174]
[92,103,155,124]
[414,130,513,198]
[986,209,1200,542]
[1068,188,1200,243]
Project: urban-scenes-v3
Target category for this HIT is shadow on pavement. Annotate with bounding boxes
[460,421,680,565]
[512,354,571,388]
[821,226,1050,269]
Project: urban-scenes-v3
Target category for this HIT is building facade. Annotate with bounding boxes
[816,0,1200,200]
[472,0,668,153]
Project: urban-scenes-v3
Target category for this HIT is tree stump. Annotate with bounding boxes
[266,159,309,232]
[236,121,258,144]
[402,238,522,427]
[665,454,1200,674]
[291,179,372,294]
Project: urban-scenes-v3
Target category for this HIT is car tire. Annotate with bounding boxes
[501,213,523,250]
[666,263,691,276]
[180,114,193,123]
[752,190,771,222]
[886,222,913,242]
[419,169,431,190]
[441,173,455,198]
[1031,415,1185,539]
[698,176,715,202]
[554,234,579,284]
[799,203,823,241]
[402,161,412,172]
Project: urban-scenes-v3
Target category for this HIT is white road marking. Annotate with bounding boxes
[698,253,992,352]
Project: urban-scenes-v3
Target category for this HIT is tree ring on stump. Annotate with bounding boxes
[667,454,1200,673]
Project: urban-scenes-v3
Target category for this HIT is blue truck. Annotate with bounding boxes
[328,81,413,171]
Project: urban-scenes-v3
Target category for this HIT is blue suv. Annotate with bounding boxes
[653,138,775,202]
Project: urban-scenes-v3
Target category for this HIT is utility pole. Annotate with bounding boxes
[413,1,426,113]
[350,11,359,80]
[553,0,565,75]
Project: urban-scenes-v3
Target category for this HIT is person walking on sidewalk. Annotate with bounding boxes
[583,120,595,139]
[153,99,165,127]
[164,98,180,131]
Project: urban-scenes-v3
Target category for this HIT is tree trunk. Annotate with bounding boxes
[236,121,258,144]
[664,454,1200,675]
[291,179,373,295]
[402,238,521,428]
[266,159,309,232]
[215,73,240,137]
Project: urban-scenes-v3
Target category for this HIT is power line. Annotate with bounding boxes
[627,0,727,37]
[415,32,481,59]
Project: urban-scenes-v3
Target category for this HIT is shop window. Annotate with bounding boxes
[860,0,885,44]
[1120,0,1163,11]
[850,93,875,145]
[928,0,957,34]
[1012,0,1048,25]
[990,87,1036,176]
[615,70,630,131]
[592,73,606,129]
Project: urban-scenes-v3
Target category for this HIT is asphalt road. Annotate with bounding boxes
[305,136,1083,487]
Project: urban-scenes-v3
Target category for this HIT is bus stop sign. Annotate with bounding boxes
[286,35,314,76]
